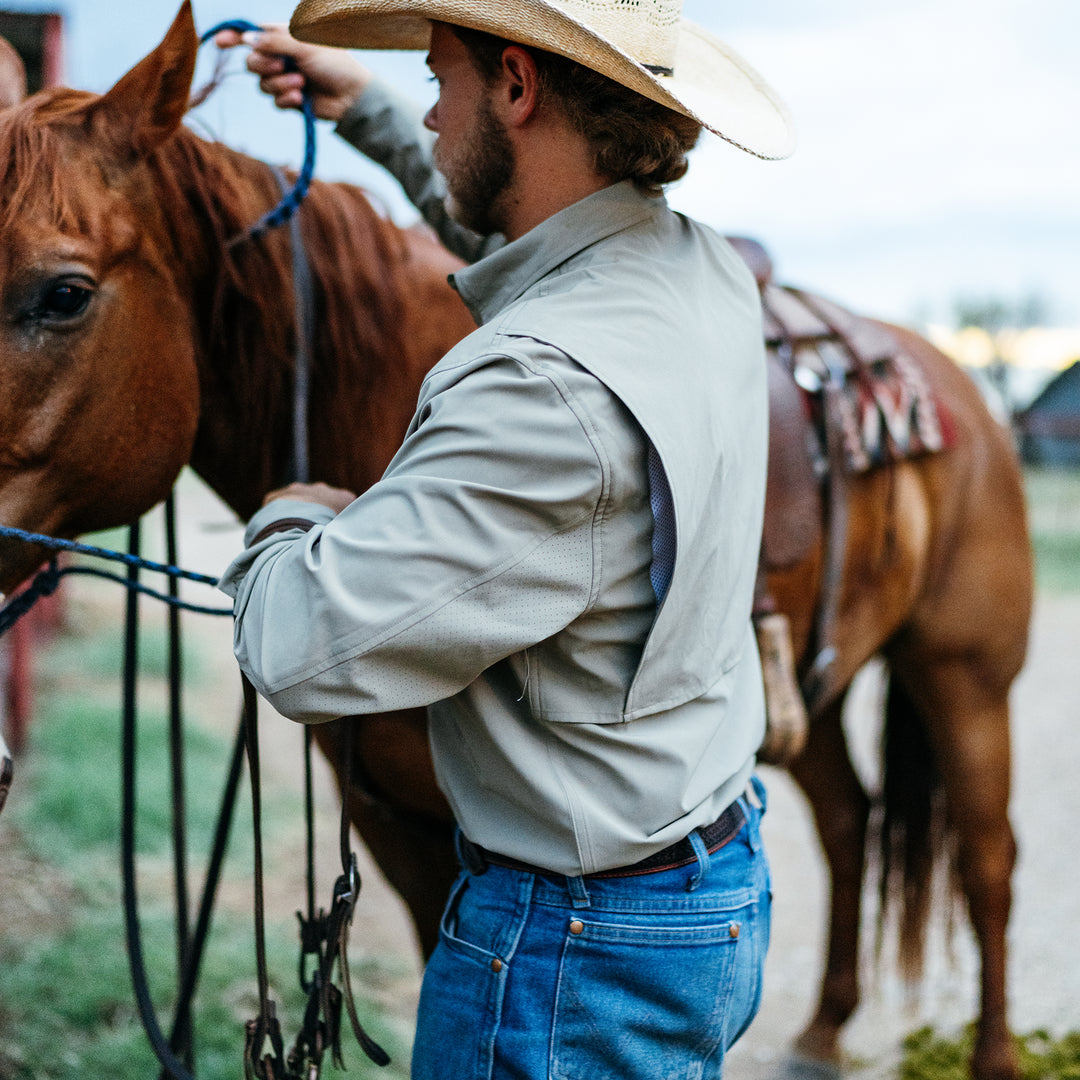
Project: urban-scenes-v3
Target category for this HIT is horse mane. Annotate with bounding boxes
[0,89,104,234]
[150,120,420,496]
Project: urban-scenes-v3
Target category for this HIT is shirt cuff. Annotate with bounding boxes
[242,500,335,548]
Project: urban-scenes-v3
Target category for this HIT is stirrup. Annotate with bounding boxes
[754,612,809,765]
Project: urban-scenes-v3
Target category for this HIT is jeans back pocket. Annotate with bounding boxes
[551,912,755,1080]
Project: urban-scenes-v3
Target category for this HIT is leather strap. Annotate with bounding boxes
[461,800,746,880]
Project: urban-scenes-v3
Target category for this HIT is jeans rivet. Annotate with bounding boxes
[729,923,741,939]
[491,958,503,973]
[569,920,584,935]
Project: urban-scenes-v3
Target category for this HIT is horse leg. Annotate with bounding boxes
[892,655,1019,1080]
[786,689,871,1069]
[311,713,457,960]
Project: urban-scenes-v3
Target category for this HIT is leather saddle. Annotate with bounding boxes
[727,236,926,573]
[725,236,946,746]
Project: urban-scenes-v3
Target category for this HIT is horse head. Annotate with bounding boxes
[0,3,202,593]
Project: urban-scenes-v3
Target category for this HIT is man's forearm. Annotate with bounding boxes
[334,79,505,265]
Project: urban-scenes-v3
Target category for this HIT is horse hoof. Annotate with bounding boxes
[757,726,808,767]
[973,1034,1022,1080]
[777,1052,844,1080]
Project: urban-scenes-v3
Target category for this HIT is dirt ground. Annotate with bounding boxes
[5,471,1079,1076]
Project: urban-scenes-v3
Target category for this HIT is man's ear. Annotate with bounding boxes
[495,45,541,127]
[0,36,26,109]
[83,1,198,159]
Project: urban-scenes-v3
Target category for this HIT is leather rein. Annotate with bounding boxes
[118,132,388,1080]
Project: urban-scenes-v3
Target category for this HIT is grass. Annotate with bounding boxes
[0,899,271,1078]
[899,1026,1080,1080]
[0,605,409,1080]
[1024,466,1080,592]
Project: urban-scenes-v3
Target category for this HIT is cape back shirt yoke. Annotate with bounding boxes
[222,183,769,875]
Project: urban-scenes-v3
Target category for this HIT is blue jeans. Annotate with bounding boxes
[412,779,771,1080]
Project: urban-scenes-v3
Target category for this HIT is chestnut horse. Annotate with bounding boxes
[0,7,1031,1080]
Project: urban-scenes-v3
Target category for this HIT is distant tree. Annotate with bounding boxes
[1015,292,1050,328]
[954,296,1011,335]
[953,292,1050,333]
[951,295,1045,420]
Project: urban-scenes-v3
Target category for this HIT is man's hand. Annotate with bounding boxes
[262,481,358,514]
[214,24,371,123]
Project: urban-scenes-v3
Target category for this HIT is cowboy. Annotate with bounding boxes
[219,2,794,1077]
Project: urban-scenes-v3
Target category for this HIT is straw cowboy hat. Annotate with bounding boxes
[289,0,796,160]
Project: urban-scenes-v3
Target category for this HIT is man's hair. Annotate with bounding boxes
[451,26,701,197]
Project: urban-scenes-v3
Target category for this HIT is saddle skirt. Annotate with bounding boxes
[763,284,953,475]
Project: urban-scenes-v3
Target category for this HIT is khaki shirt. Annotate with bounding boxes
[221,172,767,876]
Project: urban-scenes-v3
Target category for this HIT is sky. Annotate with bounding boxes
[6,0,1080,329]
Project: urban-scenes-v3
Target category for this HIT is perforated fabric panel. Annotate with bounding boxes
[269,522,596,717]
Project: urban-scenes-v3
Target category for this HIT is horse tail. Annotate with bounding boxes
[873,671,954,983]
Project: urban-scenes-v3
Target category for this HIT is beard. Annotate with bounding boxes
[435,95,516,237]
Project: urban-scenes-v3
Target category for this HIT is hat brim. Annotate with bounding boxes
[289,0,796,160]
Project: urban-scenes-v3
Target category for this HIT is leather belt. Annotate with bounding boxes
[459,799,746,880]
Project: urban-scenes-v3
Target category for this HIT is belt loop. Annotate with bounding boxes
[741,776,769,854]
[566,875,591,909]
[685,829,710,892]
[750,774,768,813]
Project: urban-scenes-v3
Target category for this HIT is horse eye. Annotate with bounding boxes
[40,282,92,318]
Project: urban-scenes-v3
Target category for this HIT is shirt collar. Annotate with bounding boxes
[450,181,668,326]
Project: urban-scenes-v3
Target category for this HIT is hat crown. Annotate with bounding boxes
[289,0,795,159]
[551,0,681,72]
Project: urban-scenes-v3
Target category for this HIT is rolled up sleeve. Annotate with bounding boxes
[219,353,605,722]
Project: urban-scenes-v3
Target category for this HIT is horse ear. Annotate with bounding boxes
[87,1,197,157]
[0,37,27,109]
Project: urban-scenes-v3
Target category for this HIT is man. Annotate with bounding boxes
[220,3,794,1077]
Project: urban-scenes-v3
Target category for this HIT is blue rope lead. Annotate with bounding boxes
[0,524,232,635]
[0,525,220,586]
[198,19,317,239]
